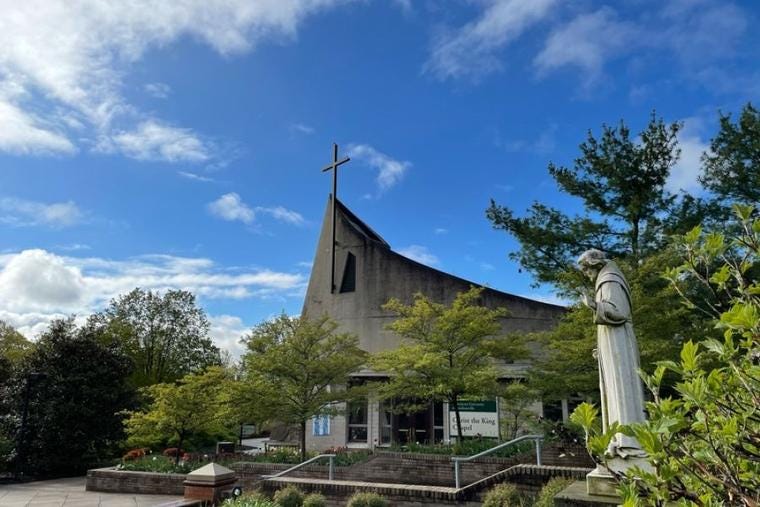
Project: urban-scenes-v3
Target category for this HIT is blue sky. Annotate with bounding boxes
[1,0,758,356]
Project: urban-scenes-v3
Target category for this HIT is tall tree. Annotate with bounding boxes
[241,314,367,460]
[487,114,720,402]
[12,318,135,476]
[486,113,708,295]
[87,288,221,386]
[372,287,525,442]
[124,367,235,464]
[0,320,33,365]
[701,103,760,204]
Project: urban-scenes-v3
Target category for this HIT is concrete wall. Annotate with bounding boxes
[303,198,566,356]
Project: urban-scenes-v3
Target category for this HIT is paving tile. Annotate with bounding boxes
[61,500,101,507]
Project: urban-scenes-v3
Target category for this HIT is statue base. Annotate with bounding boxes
[586,457,653,497]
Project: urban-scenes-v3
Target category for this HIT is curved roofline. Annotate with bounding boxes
[333,196,566,311]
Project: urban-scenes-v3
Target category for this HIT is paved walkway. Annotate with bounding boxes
[0,476,183,507]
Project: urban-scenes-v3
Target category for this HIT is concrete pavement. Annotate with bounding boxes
[0,476,183,507]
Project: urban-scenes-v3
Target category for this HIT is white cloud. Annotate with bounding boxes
[208,193,255,224]
[290,123,315,134]
[144,82,171,98]
[480,262,495,271]
[397,245,440,267]
[0,1,351,157]
[0,249,306,339]
[534,8,635,84]
[0,197,84,228]
[209,314,249,360]
[178,171,215,183]
[208,194,305,226]
[97,120,211,163]
[668,118,709,194]
[256,206,306,226]
[534,1,751,92]
[0,99,76,155]
[424,0,556,81]
[347,144,411,193]
[434,228,448,235]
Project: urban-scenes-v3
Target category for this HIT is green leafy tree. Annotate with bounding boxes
[124,367,234,463]
[0,320,33,365]
[372,287,524,442]
[241,314,367,460]
[498,382,540,440]
[701,103,760,204]
[10,318,135,476]
[571,205,760,506]
[86,288,221,386]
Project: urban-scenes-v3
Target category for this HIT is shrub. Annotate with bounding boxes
[346,492,388,507]
[533,477,573,507]
[482,483,522,507]
[162,447,185,458]
[273,485,304,507]
[302,493,327,507]
[223,492,277,507]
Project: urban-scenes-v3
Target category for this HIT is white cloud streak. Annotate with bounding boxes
[397,245,440,267]
[96,120,211,163]
[347,144,411,193]
[0,197,84,228]
[207,193,305,226]
[424,0,556,81]
[144,82,171,99]
[534,8,635,85]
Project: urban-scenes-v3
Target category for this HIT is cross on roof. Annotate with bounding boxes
[321,143,351,294]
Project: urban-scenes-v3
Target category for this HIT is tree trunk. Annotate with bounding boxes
[451,395,464,443]
[300,420,307,461]
[176,432,184,466]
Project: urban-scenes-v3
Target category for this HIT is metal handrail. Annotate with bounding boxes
[261,454,337,481]
[451,434,543,489]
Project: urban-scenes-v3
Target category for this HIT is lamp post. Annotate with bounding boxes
[15,371,46,479]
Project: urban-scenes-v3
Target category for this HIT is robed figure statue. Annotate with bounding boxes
[578,249,646,459]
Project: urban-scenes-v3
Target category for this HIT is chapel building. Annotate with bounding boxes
[302,197,567,452]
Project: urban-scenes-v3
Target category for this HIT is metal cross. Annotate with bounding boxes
[321,143,350,293]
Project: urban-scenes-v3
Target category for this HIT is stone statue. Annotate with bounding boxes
[578,249,646,459]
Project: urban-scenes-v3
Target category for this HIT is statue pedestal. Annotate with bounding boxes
[586,457,653,497]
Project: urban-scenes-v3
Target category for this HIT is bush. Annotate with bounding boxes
[346,492,388,507]
[223,492,277,507]
[273,485,304,507]
[302,493,327,507]
[482,483,522,507]
[533,477,573,507]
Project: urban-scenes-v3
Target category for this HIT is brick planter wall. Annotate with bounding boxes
[86,467,186,495]
[86,441,593,498]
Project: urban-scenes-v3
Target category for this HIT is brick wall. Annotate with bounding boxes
[86,467,186,495]
[86,441,593,498]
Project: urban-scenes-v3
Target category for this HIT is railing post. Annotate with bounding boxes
[535,438,542,466]
[328,456,334,481]
[454,460,460,489]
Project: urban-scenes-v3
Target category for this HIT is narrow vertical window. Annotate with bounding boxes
[339,252,356,293]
